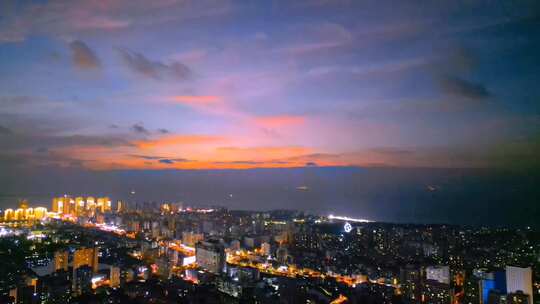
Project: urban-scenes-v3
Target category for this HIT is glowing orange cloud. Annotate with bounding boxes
[50,143,350,170]
[216,146,311,160]
[134,135,224,149]
[254,115,306,128]
[170,95,222,106]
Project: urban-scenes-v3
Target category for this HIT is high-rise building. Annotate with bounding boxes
[54,250,69,272]
[479,279,496,304]
[96,197,112,213]
[40,271,72,303]
[183,231,204,247]
[422,280,453,304]
[33,207,47,220]
[86,197,95,214]
[73,247,99,273]
[75,197,85,215]
[426,266,451,284]
[196,240,225,274]
[73,265,93,296]
[401,265,422,302]
[110,266,121,288]
[52,196,76,214]
[261,242,271,256]
[18,199,29,210]
[506,266,533,304]
[116,200,125,213]
[156,256,173,279]
[51,197,61,213]
[3,209,14,221]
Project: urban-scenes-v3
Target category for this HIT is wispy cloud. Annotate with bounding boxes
[69,40,101,69]
[118,48,192,80]
[277,22,352,55]
[0,0,233,43]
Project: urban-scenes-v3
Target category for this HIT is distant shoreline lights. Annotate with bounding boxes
[328,214,372,223]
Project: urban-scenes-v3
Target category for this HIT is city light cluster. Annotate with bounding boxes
[52,196,112,216]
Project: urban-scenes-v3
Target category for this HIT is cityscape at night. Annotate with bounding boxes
[1,0,539,303]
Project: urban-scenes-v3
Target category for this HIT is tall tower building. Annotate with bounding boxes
[506,266,533,304]
[54,250,69,272]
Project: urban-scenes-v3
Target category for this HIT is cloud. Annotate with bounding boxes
[0,125,13,135]
[216,146,312,160]
[369,147,414,155]
[0,131,133,169]
[157,128,169,134]
[212,160,292,166]
[169,95,222,106]
[71,16,131,31]
[159,159,174,164]
[0,1,233,43]
[277,22,352,55]
[254,115,306,128]
[131,123,150,135]
[130,154,189,162]
[447,47,478,73]
[118,48,192,80]
[134,135,223,149]
[439,76,491,99]
[129,154,164,160]
[305,162,318,167]
[69,40,101,69]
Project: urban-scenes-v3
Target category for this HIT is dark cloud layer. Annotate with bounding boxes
[0,125,13,135]
[157,158,190,165]
[1,133,131,151]
[69,40,101,69]
[118,48,192,80]
[439,75,491,100]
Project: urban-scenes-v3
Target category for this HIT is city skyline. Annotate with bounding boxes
[1,2,539,303]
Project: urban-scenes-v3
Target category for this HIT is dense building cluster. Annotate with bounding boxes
[0,198,538,303]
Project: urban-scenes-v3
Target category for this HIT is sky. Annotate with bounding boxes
[0,1,539,224]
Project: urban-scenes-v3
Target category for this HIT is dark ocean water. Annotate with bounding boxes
[1,167,538,227]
